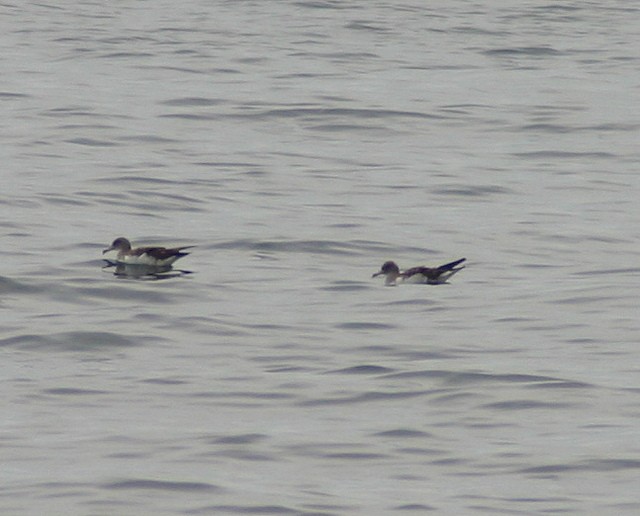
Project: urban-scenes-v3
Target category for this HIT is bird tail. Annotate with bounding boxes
[175,246,195,257]
[437,258,466,272]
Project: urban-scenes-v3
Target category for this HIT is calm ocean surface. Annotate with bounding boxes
[2,1,640,514]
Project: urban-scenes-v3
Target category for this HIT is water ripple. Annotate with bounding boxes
[104,479,220,492]
[1,331,144,351]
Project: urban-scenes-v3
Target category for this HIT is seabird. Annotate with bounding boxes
[102,237,194,266]
[372,258,466,286]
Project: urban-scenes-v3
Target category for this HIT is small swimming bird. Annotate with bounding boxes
[102,237,194,266]
[372,258,466,286]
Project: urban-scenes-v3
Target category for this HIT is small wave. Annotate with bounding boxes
[520,459,640,475]
[335,321,398,330]
[321,281,370,292]
[208,433,267,445]
[231,106,444,121]
[65,137,118,147]
[1,331,140,351]
[43,387,108,396]
[373,428,433,438]
[104,479,219,492]
[298,389,431,407]
[160,97,224,107]
[385,370,564,385]
[210,238,364,256]
[484,46,561,57]
[482,399,573,410]
[514,150,615,159]
[187,504,297,514]
[327,365,395,375]
[432,185,512,197]
[0,275,42,294]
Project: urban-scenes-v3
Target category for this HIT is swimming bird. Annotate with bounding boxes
[102,237,194,266]
[372,258,466,286]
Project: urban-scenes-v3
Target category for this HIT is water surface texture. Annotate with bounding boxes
[2,1,640,514]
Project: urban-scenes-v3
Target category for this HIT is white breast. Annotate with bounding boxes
[118,253,178,266]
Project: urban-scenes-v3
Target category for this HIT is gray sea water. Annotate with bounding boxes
[2,1,640,514]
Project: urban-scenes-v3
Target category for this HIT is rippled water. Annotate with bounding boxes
[2,1,640,514]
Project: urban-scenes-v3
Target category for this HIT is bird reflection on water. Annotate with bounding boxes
[102,260,192,280]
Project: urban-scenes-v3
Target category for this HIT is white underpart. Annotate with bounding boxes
[435,269,462,283]
[116,253,179,266]
[384,273,401,286]
[400,273,428,284]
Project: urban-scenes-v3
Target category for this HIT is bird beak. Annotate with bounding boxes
[102,246,114,255]
[372,271,383,278]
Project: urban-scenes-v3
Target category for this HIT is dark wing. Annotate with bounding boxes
[404,258,466,280]
[135,246,194,260]
[402,266,439,280]
[436,258,466,272]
